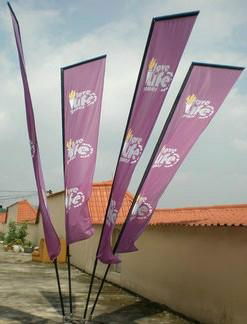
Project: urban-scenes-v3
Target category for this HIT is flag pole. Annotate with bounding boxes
[67,245,73,318]
[88,64,195,319]
[61,67,73,320]
[82,258,98,319]
[54,259,65,319]
[82,18,156,321]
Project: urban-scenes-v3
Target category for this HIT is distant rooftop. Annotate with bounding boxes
[16,200,38,224]
[49,181,247,227]
[0,200,38,225]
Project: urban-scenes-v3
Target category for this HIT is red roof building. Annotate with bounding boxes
[16,200,38,224]
[82,181,247,227]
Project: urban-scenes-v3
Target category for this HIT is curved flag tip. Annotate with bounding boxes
[117,243,138,254]
[97,252,121,265]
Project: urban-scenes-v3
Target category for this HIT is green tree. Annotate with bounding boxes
[4,221,28,246]
[17,223,28,245]
[4,221,17,245]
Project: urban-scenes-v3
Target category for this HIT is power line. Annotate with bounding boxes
[0,195,36,200]
[0,193,38,202]
[0,190,36,193]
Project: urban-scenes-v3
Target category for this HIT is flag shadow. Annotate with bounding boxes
[93,300,166,323]
[0,305,49,323]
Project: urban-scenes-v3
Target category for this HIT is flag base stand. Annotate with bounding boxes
[62,317,103,324]
[63,315,71,323]
[80,321,103,324]
[63,314,73,323]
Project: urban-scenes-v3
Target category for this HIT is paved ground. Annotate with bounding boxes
[0,246,196,323]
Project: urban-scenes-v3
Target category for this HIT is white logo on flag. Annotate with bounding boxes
[69,89,97,113]
[66,138,93,164]
[183,94,214,119]
[144,57,173,92]
[130,195,153,221]
[120,129,143,164]
[153,146,180,168]
[66,187,85,210]
[106,199,118,226]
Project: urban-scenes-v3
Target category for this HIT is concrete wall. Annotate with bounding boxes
[0,222,5,233]
[25,224,38,246]
[6,204,17,227]
[120,226,247,324]
[0,220,7,234]
[37,192,66,243]
[1,204,18,234]
[67,225,247,324]
[45,192,247,324]
[69,226,111,279]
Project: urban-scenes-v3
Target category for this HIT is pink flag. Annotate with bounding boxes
[97,11,199,264]
[117,62,244,254]
[62,56,106,244]
[8,3,60,260]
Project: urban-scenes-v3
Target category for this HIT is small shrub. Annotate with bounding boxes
[4,221,28,246]
[17,223,28,245]
[4,221,18,246]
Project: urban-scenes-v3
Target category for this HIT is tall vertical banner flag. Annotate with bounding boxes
[97,11,199,264]
[62,56,106,244]
[116,63,244,254]
[8,3,60,260]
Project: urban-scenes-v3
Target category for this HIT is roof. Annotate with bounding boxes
[152,204,247,226]
[0,212,7,224]
[48,181,247,227]
[16,200,38,224]
[88,181,133,224]
[87,182,247,226]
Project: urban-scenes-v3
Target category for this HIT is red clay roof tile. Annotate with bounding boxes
[87,181,247,227]
[17,200,37,224]
[88,181,247,226]
[47,181,247,227]
[88,181,133,224]
[152,204,247,226]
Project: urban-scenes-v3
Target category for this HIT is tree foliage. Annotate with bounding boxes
[4,221,28,246]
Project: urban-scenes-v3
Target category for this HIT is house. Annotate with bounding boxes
[37,181,247,324]
[0,205,7,233]
[2,200,39,245]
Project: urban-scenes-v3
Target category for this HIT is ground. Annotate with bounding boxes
[0,246,196,323]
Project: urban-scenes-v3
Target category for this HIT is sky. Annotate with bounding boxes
[0,0,246,208]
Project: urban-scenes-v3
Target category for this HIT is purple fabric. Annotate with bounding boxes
[63,57,106,244]
[9,4,60,261]
[97,13,198,264]
[117,63,243,254]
